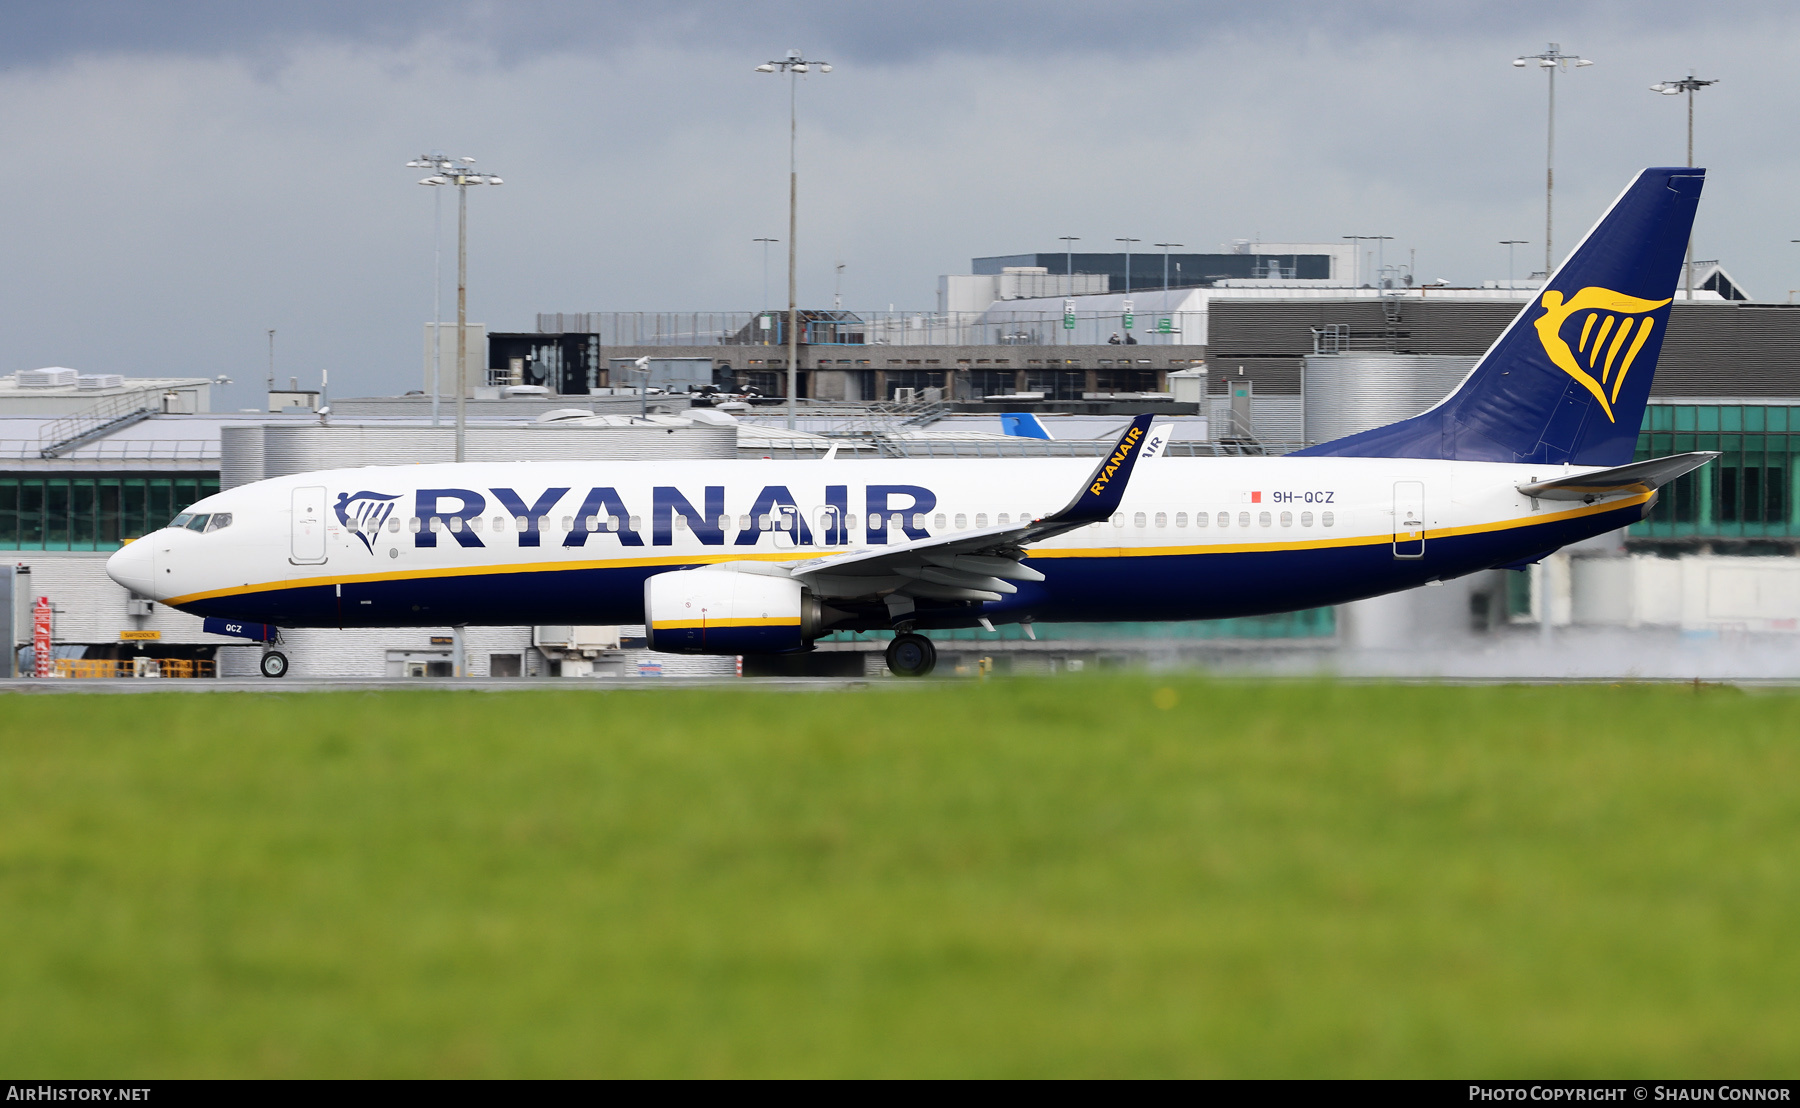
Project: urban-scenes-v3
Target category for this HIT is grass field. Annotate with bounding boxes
[2,678,1798,1077]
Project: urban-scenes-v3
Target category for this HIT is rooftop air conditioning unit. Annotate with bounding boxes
[15,367,78,388]
[77,374,124,390]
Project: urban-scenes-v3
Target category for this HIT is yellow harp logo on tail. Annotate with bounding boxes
[1532,287,1672,422]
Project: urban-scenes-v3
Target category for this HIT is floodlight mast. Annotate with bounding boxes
[756,50,832,428]
[406,152,450,428]
[1513,43,1593,277]
[1649,73,1718,300]
[414,155,503,463]
[1343,235,1393,288]
[753,237,779,331]
[1115,238,1140,295]
[1499,239,1528,290]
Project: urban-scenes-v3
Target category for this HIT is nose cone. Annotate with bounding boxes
[107,539,155,597]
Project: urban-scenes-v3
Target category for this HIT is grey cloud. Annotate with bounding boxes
[0,0,1747,68]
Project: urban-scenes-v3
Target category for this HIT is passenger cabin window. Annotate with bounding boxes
[514,515,529,531]
[997,513,1009,526]
[410,517,423,533]
[1194,512,1207,528]
[1301,511,1314,527]
[390,518,403,533]
[974,513,987,528]
[204,513,233,533]
[1280,511,1293,527]
[954,514,967,529]
[1176,512,1188,527]
[1154,512,1167,528]
[1133,512,1147,528]
[934,513,946,529]
[1322,511,1335,527]
[1258,512,1272,527]
[1112,512,1125,528]
[1217,512,1229,528]
[1238,512,1251,527]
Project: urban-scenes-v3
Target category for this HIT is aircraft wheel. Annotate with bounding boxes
[885,633,936,678]
[259,651,289,679]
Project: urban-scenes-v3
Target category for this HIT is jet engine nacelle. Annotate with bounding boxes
[644,568,826,655]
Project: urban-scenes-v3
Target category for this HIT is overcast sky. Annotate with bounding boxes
[2,0,1797,409]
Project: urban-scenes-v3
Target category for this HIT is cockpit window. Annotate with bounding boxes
[184,514,211,532]
[169,512,196,530]
[204,513,233,533]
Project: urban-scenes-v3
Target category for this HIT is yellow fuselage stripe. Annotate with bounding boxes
[651,617,800,630]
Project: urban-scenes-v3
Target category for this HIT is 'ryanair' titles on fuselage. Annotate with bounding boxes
[398,484,941,550]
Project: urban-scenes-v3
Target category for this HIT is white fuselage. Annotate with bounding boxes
[107,454,1647,633]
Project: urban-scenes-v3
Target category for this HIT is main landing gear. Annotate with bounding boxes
[259,651,289,679]
[885,633,937,678]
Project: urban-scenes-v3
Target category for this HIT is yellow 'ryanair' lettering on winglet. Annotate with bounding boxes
[1089,426,1143,495]
[1533,287,1671,422]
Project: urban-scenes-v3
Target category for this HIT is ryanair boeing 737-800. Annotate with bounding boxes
[108,167,1717,677]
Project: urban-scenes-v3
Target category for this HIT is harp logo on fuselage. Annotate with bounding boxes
[1532,286,1672,423]
[334,490,401,553]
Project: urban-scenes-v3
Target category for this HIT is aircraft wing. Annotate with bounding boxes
[1516,451,1718,502]
[785,413,1156,604]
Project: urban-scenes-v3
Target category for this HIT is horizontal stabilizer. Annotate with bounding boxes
[1516,451,1718,502]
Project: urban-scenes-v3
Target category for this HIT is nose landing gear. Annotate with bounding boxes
[259,651,289,679]
[885,633,936,678]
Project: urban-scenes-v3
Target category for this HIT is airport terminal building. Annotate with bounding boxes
[5,283,1800,680]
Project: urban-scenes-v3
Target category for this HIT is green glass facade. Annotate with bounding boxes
[1632,405,1799,541]
[0,474,217,552]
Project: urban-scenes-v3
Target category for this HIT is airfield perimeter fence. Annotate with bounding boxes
[537,310,1200,348]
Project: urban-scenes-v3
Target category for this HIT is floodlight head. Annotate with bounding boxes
[1649,83,1666,91]
[755,63,775,72]
[792,63,808,73]
[461,156,475,163]
[487,177,503,185]
[1663,87,1681,95]
[819,63,832,72]
[1575,58,1592,66]
[406,160,422,167]
[1513,58,1528,67]
[1538,58,1555,67]
[418,176,444,185]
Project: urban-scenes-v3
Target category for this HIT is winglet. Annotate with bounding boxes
[1041,413,1156,525]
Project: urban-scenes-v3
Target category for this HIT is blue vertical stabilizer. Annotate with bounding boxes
[1295,167,1704,466]
[1001,412,1053,440]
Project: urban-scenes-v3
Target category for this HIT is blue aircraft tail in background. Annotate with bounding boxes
[1001,412,1053,440]
[1296,167,1704,467]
